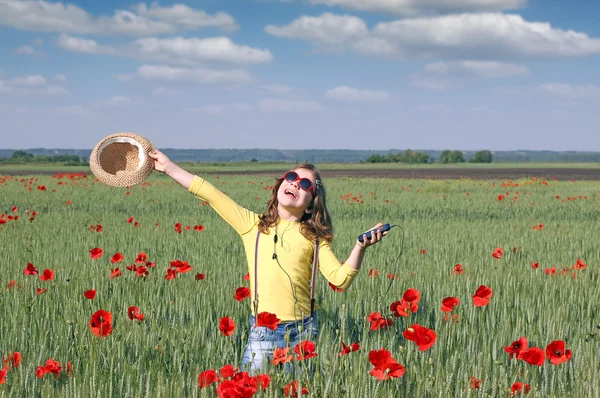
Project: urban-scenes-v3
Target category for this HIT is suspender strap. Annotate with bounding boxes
[310,238,320,316]
[253,230,260,321]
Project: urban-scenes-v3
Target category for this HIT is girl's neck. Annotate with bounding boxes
[277,207,303,223]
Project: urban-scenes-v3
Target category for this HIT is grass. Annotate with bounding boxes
[0,172,599,397]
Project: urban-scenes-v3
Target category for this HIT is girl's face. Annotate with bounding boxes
[277,168,316,214]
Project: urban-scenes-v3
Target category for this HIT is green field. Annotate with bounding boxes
[1,171,599,397]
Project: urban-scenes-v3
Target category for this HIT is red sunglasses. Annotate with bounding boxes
[283,171,315,197]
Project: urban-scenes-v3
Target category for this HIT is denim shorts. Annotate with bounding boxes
[240,313,319,376]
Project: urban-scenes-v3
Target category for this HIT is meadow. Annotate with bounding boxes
[0,169,599,397]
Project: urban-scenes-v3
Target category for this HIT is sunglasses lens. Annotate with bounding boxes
[299,179,312,190]
[284,171,298,182]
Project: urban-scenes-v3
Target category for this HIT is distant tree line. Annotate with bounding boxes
[364,149,492,164]
[0,150,87,165]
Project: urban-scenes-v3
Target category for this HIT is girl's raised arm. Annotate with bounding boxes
[149,149,194,189]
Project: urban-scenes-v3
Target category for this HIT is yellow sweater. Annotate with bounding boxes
[188,175,359,321]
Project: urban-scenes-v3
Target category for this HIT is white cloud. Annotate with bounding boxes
[409,76,461,91]
[115,73,135,82]
[0,0,238,36]
[260,84,297,95]
[12,75,46,86]
[33,37,43,46]
[258,98,327,114]
[130,37,273,65]
[56,105,90,115]
[57,33,115,54]
[0,75,67,95]
[54,74,67,82]
[296,0,526,15]
[538,83,600,100]
[326,85,391,101]
[266,12,600,60]
[232,102,254,111]
[265,13,368,49]
[137,65,253,85]
[424,61,529,77]
[15,45,44,55]
[184,104,227,115]
[103,96,136,106]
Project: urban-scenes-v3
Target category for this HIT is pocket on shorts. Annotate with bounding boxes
[250,326,275,342]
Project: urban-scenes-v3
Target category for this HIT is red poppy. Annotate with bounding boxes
[195,273,206,280]
[219,364,239,379]
[194,225,204,231]
[368,348,405,380]
[402,288,420,303]
[145,261,156,268]
[452,264,464,274]
[198,369,220,388]
[328,281,345,292]
[0,365,7,384]
[510,382,531,396]
[5,352,22,368]
[272,347,293,365]
[128,306,145,321]
[441,297,460,313]
[294,340,318,360]
[520,347,545,366]
[243,272,249,281]
[234,287,251,301]
[111,252,124,263]
[472,285,492,306]
[110,268,122,278]
[492,248,503,259]
[126,264,137,272]
[390,300,417,317]
[170,260,192,273]
[165,268,178,280]
[403,324,436,351]
[35,358,63,379]
[83,290,96,300]
[89,310,113,337]
[127,217,134,223]
[367,269,379,277]
[367,311,393,330]
[90,248,103,260]
[136,266,148,277]
[219,317,235,336]
[531,262,539,269]
[504,336,528,360]
[255,312,280,330]
[24,262,38,276]
[40,269,54,282]
[469,376,482,389]
[283,381,308,396]
[36,288,47,294]
[135,252,147,263]
[338,341,360,356]
[545,340,572,365]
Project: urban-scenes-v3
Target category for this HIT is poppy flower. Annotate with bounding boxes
[504,336,528,360]
[219,364,239,379]
[328,282,345,292]
[402,288,420,304]
[36,288,47,294]
[135,252,147,263]
[531,262,539,269]
[128,306,145,321]
[5,352,21,369]
[294,340,317,360]
[255,312,280,330]
[165,268,178,280]
[472,285,492,307]
[510,382,531,396]
[135,266,148,277]
[368,348,405,380]
[83,290,96,300]
[403,324,437,351]
[111,252,124,263]
[40,269,54,282]
[272,347,293,365]
[243,272,249,281]
[545,340,572,365]
[36,358,63,379]
[89,310,113,337]
[452,264,464,274]
[219,317,235,336]
[23,262,38,276]
[441,297,460,313]
[195,273,206,280]
[234,287,251,301]
[283,381,308,396]
[198,369,220,388]
[194,225,204,231]
[338,341,360,356]
[520,347,545,366]
[492,248,503,259]
[110,268,122,278]
[90,248,103,260]
[390,300,417,317]
[0,365,7,384]
[367,312,393,330]
[469,376,482,389]
[368,269,379,277]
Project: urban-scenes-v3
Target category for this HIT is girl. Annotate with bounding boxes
[149,149,387,375]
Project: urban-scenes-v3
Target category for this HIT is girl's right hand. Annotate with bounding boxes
[148,149,172,174]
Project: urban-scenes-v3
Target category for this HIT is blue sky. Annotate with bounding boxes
[1,0,600,151]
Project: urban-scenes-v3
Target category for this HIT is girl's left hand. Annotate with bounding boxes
[357,223,387,248]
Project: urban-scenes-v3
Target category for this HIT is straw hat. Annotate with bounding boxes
[89,132,155,187]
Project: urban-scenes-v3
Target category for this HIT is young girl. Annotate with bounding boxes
[149,149,387,375]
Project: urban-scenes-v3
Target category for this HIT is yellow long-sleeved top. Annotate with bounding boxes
[188,175,359,321]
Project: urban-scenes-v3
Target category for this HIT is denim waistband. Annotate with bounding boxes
[250,313,316,330]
